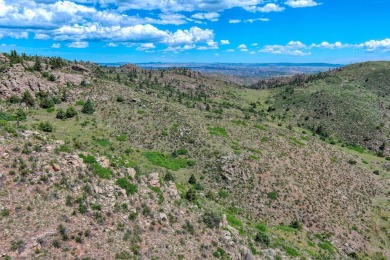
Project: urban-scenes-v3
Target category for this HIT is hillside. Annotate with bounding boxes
[0,52,389,259]
[266,62,390,157]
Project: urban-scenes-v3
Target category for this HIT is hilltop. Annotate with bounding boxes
[0,51,389,259]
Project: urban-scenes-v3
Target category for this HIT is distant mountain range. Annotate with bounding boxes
[99,62,344,81]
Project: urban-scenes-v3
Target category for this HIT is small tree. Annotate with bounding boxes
[185,187,197,202]
[33,58,42,71]
[188,174,197,185]
[255,232,270,246]
[164,171,175,182]
[82,99,95,114]
[40,97,54,109]
[202,211,222,229]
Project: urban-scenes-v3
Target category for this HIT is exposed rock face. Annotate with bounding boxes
[219,154,252,182]
[148,172,160,187]
[71,64,90,73]
[97,156,110,168]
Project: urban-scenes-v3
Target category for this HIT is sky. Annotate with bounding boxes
[0,0,389,63]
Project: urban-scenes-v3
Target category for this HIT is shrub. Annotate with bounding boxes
[188,174,197,184]
[22,91,35,107]
[255,232,270,246]
[202,211,222,228]
[185,187,197,202]
[289,220,303,230]
[38,122,53,132]
[144,151,192,171]
[82,99,95,114]
[116,178,138,195]
[218,189,229,198]
[40,97,54,109]
[164,171,175,182]
[66,107,78,118]
[56,109,67,120]
[267,191,278,200]
[116,96,125,102]
[8,95,21,104]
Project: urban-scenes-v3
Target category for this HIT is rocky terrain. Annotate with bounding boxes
[0,51,389,259]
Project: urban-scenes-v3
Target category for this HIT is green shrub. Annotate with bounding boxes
[164,171,175,182]
[8,95,21,104]
[22,91,35,107]
[218,189,229,198]
[38,122,53,132]
[289,220,303,230]
[116,134,127,142]
[65,107,78,118]
[185,187,197,202]
[40,97,54,109]
[267,191,278,200]
[283,245,299,257]
[202,211,222,228]
[188,174,197,184]
[56,109,67,120]
[116,178,138,195]
[255,232,270,246]
[116,96,125,102]
[81,99,95,114]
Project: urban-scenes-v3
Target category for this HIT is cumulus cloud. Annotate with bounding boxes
[229,19,241,24]
[238,44,248,52]
[257,3,285,13]
[163,26,214,46]
[259,41,310,56]
[358,38,390,52]
[68,41,88,48]
[105,42,117,47]
[220,40,230,45]
[310,41,350,49]
[51,43,60,48]
[136,43,156,51]
[285,0,319,8]
[191,12,220,21]
[34,33,50,40]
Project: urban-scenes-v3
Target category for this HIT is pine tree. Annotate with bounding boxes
[188,174,197,185]
[81,99,95,114]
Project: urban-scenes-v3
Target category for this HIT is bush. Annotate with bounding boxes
[38,122,53,132]
[185,187,197,202]
[289,220,303,230]
[116,96,125,102]
[40,97,54,109]
[81,99,95,114]
[56,109,67,120]
[188,174,197,184]
[267,191,278,200]
[202,211,222,228]
[164,171,175,182]
[255,232,270,246]
[22,91,35,107]
[65,107,77,118]
[8,95,21,104]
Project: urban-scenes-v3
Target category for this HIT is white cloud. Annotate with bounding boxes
[68,41,88,48]
[259,41,310,56]
[136,42,156,51]
[357,38,390,52]
[191,12,220,21]
[226,49,235,52]
[238,44,247,50]
[197,39,218,50]
[34,33,50,40]
[251,43,258,46]
[249,51,256,54]
[220,40,230,45]
[310,41,350,49]
[51,43,60,48]
[257,3,285,13]
[163,26,214,46]
[285,0,319,8]
[229,19,241,24]
[106,42,117,47]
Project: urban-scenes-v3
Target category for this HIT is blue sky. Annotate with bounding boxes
[0,0,389,63]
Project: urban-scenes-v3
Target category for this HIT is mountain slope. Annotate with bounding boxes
[0,52,389,259]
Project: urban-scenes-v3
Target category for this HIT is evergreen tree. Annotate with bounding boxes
[81,99,95,114]
[188,174,197,185]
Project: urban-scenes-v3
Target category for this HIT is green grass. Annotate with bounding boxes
[282,245,299,257]
[116,134,127,142]
[318,241,335,253]
[231,120,247,126]
[116,178,138,195]
[208,127,228,137]
[289,136,305,146]
[226,213,242,227]
[144,151,195,171]
[79,154,111,179]
[276,225,296,233]
[254,124,266,130]
[94,138,110,147]
[345,143,365,153]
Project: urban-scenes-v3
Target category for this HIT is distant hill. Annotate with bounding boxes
[267,61,390,156]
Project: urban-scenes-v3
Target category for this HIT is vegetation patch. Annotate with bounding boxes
[208,127,228,137]
[116,178,138,195]
[79,154,111,179]
[144,151,195,171]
